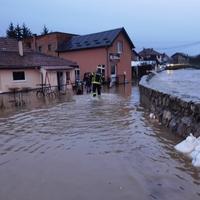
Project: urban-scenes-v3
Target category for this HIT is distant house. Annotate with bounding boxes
[161,53,171,64]
[131,48,170,79]
[131,49,154,79]
[171,52,189,64]
[132,49,141,61]
[0,38,78,93]
[25,28,135,84]
[139,48,163,64]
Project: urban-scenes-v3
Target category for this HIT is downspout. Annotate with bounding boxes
[32,34,37,51]
[40,67,47,85]
[0,71,2,92]
[106,47,109,83]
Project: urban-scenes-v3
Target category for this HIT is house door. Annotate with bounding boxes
[75,69,80,80]
[111,64,116,83]
[66,71,70,84]
[57,72,64,91]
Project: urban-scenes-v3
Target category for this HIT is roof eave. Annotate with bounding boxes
[0,65,40,69]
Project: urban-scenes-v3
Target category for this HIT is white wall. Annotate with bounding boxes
[0,68,76,93]
[0,69,40,93]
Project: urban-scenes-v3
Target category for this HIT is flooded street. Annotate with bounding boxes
[0,85,200,200]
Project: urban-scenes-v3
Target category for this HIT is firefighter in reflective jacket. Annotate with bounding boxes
[92,69,102,97]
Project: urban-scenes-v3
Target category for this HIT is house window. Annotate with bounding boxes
[13,71,25,81]
[117,41,123,54]
[38,46,42,52]
[48,44,52,51]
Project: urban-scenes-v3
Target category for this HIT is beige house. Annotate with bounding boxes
[0,38,78,93]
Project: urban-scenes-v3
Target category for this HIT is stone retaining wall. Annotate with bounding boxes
[139,76,200,138]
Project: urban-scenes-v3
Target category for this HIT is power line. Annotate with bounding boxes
[157,41,200,50]
[136,41,200,51]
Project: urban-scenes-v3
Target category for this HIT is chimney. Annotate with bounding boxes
[18,40,23,56]
[32,34,37,51]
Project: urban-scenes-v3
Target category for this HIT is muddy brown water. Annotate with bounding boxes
[0,85,199,200]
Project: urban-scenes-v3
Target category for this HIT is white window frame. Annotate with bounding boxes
[117,41,123,54]
[97,64,105,75]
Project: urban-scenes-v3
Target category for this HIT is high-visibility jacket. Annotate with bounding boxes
[92,73,102,85]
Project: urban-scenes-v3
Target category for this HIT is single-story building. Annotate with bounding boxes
[0,37,78,93]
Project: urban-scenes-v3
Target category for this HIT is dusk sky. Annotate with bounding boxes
[1,0,200,55]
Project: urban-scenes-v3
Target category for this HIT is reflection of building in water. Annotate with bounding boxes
[104,84,132,98]
[115,84,132,98]
[0,91,74,117]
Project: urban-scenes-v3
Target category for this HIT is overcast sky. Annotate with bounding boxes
[1,0,200,55]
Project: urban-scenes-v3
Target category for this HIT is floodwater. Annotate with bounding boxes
[0,84,199,200]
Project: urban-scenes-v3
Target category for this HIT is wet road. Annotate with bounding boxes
[0,85,200,200]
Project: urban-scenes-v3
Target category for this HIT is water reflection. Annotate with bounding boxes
[104,83,132,98]
[0,85,199,200]
[0,90,74,117]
